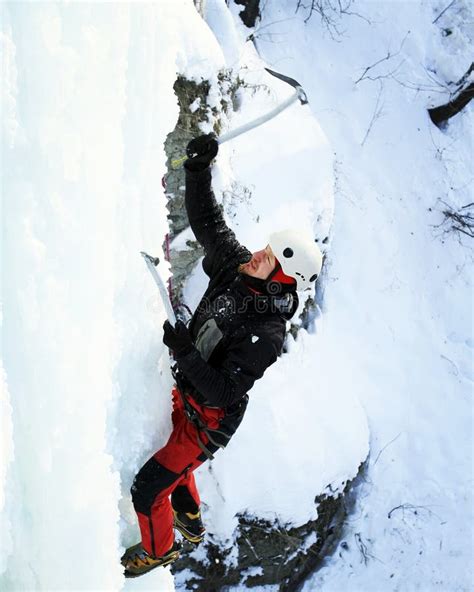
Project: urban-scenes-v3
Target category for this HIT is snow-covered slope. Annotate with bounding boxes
[1,1,472,591]
[248,1,473,590]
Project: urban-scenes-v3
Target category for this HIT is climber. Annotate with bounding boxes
[121,134,323,577]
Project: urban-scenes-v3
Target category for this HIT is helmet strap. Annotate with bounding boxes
[265,261,282,283]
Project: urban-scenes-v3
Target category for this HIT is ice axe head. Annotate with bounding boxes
[264,68,308,105]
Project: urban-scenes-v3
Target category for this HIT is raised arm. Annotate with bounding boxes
[184,135,250,276]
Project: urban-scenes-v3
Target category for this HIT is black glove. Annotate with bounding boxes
[184,134,218,172]
[163,320,194,358]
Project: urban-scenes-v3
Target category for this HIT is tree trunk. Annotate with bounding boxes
[234,0,261,27]
[428,82,474,127]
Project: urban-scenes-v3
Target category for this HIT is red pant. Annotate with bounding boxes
[131,387,224,557]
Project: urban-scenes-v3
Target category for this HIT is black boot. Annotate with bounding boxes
[173,508,205,544]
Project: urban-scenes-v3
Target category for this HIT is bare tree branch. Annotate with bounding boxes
[295,0,364,37]
[433,0,457,24]
[453,62,474,90]
[355,31,410,84]
[361,82,384,146]
[372,432,402,466]
[432,200,474,242]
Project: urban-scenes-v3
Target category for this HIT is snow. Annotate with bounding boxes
[169,226,195,251]
[252,1,473,590]
[189,97,201,113]
[0,358,14,576]
[1,1,472,591]
[196,327,368,536]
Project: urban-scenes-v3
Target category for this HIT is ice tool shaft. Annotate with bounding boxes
[171,68,308,169]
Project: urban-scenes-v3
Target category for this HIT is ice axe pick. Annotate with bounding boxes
[171,68,308,169]
[140,251,176,323]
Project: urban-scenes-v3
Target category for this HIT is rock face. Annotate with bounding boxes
[163,75,209,305]
[163,72,241,305]
[172,462,367,590]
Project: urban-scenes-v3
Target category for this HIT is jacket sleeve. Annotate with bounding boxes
[185,165,251,277]
[175,332,280,408]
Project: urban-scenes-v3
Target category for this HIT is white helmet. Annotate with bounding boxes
[268,229,323,291]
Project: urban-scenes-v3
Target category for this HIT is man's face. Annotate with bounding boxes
[239,245,277,280]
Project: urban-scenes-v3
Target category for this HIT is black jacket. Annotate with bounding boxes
[175,165,298,410]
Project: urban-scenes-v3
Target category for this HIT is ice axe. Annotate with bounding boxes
[170,68,308,169]
[141,251,176,323]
